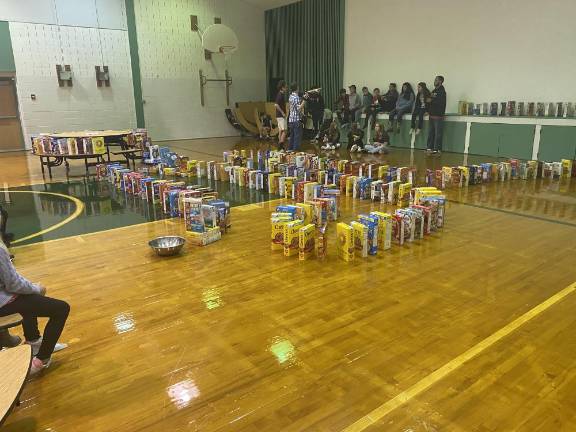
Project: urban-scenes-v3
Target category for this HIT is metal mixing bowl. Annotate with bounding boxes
[148,236,186,256]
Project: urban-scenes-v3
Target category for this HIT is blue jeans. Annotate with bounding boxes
[427,117,444,151]
[289,121,302,151]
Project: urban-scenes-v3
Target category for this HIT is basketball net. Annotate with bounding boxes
[219,45,235,69]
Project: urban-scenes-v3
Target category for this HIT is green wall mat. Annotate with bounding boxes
[0,21,15,72]
[442,121,466,153]
[469,123,534,159]
[538,126,576,161]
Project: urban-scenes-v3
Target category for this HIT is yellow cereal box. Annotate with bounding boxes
[284,177,297,199]
[561,159,573,178]
[370,211,392,250]
[284,220,303,257]
[398,183,412,208]
[378,165,389,180]
[268,173,281,194]
[337,223,354,262]
[91,136,106,154]
[351,221,368,258]
[271,219,289,251]
[295,203,314,225]
[346,176,357,196]
[298,224,316,261]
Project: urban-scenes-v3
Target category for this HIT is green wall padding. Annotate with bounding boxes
[469,123,534,159]
[125,0,145,128]
[538,126,576,161]
[442,121,466,153]
[265,0,344,107]
[0,21,16,72]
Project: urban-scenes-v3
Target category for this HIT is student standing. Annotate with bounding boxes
[361,86,372,123]
[306,87,325,141]
[427,76,447,153]
[288,82,305,151]
[388,82,415,133]
[411,82,431,135]
[274,81,288,148]
[348,85,362,123]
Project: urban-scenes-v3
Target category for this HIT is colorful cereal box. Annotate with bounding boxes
[298,224,316,260]
[398,183,412,207]
[337,223,354,262]
[358,215,379,255]
[284,220,303,257]
[316,224,328,259]
[370,211,392,250]
[351,221,369,258]
[392,214,405,245]
[295,203,315,225]
[271,218,290,251]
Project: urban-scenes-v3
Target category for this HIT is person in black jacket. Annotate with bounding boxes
[426,76,447,153]
[411,82,431,135]
[381,83,399,113]
[306,86,325,141]
[348,122,365,152]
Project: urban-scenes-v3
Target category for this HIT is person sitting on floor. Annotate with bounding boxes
[0,239,70,375]
[348,122,365,152]
[364,123,390,154]
[258,112,272,140]
[320,120,341,150]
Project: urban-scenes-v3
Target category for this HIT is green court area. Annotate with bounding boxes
[1,178,274,246]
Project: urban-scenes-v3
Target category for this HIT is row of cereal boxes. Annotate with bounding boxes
[271,190,445,261]
[102,163,230,246]
[31,130,148,156]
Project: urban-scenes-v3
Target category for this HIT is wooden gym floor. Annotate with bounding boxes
[1,138,576,431]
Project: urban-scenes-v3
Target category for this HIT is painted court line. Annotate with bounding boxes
[343,281,576,431]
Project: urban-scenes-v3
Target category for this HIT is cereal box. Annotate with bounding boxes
[351,221,369,258]
[388,181,401,205]
[284,220,303,257]
[91,136,106,154]
[337,223,354,262]
[370,211,392,250]
[396,209,415,242]
[561,159,573,178]
[298,224,316,261]
[358,215,379,255]
[295,203,315,225]
[183,198,204,232]
[271,219,289,251]
[189,226,221,246]
[398,183,412,208]
[391,214,405,245]
[316,224,328,259]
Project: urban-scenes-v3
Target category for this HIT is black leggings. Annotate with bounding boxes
[364,107,382,129]
[412,106,426,129]
[0,294,70,361]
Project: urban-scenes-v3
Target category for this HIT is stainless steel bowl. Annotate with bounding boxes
[148,236,186,257]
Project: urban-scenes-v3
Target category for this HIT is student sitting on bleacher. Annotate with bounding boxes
[388,82,415,133]
[364,88,383,129]
[335,88,350,127]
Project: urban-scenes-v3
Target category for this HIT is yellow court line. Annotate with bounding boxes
[1,191,85,244]
[343,281,576,432]
[11,197,282,249]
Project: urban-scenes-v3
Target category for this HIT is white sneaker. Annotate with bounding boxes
[27,337,68,356]
[329,145,335,150]
[321,144,329,150]
[29,356,52,376]
[335,143,341,149]
[350,144,358,152]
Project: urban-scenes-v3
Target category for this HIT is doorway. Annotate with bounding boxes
[0,76,24,152]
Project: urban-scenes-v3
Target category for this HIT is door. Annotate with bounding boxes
[0,77,24,152]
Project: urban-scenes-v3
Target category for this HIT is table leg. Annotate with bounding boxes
[40,156,45,176]
[47,157,53,179]
[85,157,89,177]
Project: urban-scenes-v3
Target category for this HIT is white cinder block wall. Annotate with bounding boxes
[344,0,576,114]
[1,0,136,147]
[134,0,267,141]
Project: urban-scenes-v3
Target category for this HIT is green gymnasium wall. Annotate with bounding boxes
[538,126,576,161]
[265,0,344,107]
[0,21,16,72]
[469,123,535,159]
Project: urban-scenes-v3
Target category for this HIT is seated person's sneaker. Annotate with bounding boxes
[350,144,358,152]
[335,143,341,149]
[29,357,51,376]
[0,329,21,348]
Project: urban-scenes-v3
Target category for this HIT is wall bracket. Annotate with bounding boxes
[199,69,232,107]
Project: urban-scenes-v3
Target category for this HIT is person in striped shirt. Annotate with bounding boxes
[288,82,305,151]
